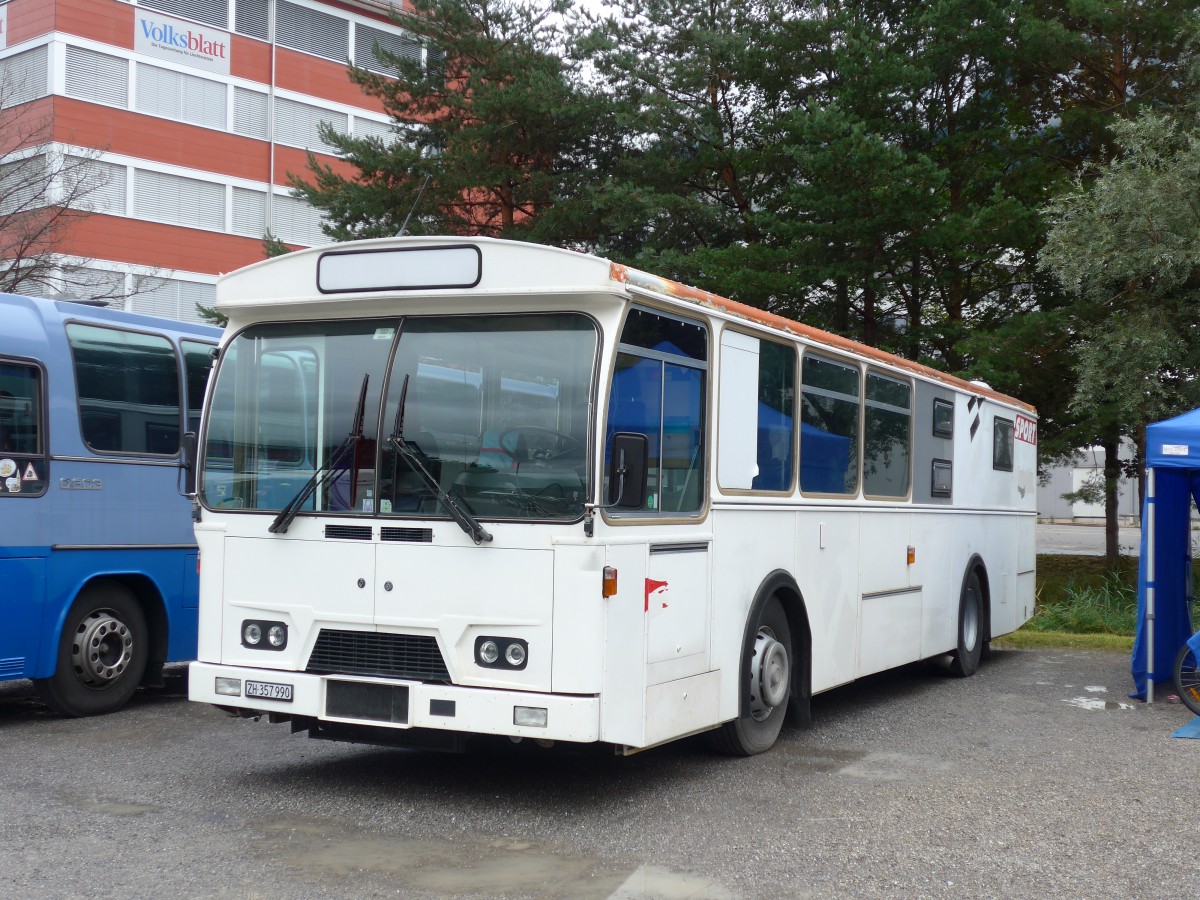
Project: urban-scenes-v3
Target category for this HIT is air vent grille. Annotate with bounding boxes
[380,527,433,543]
[324,524,372,540]
[306,630,450,682]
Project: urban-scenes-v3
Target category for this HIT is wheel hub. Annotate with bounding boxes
[71,609,134,686]
[749,626,789,721]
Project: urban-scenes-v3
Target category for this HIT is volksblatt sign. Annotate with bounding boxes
[134,11,230,75]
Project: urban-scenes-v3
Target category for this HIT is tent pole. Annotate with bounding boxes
[1147,467,1156,704]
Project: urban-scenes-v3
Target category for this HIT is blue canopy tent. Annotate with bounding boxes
[1132,409,1200,701]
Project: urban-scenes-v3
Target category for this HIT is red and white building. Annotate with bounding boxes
[0,0,417,320]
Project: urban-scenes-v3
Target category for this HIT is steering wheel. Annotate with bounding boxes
[497,425,582,462]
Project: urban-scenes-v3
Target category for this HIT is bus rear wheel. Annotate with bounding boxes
[35,581,148,717]
[706,597,792,756]
[949,570,984,678]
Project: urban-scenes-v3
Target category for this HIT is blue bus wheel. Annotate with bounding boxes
[35,581,149,717]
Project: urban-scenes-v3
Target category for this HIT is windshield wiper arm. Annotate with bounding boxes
[388,374,492,545]
[269,374,369,534]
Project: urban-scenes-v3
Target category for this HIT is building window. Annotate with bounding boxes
[0,155,50,215]
[134,169,226,231]
[863,372,911,498]
[138,0,229,29]
[67,323,182,455]
[800,354,859,495]
[354,23,422,76]
[65,47,129,107]
[274,95,347,151]
[233,87,269,140]
[353,117,394,143]
[272,192,327,246]
[994,418,1014,472]
[232,187,267,237]
[131,277,216,323]
[66,158,129,215]
[234,0,269,40]
[0,46,49,108]
[136,64,228,131]
[277,0,350,62]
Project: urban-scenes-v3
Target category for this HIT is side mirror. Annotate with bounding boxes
[181,431,198,496]
[608,432,648,509]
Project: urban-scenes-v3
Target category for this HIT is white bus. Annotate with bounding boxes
[187,237,1037,756]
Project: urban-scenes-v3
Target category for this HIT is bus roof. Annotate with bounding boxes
[216,237,1033,414]
[0,293,220,359]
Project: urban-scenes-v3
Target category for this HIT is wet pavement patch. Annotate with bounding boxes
[250,817,734,898]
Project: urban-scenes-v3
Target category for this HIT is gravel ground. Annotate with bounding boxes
[0,648,1194,899]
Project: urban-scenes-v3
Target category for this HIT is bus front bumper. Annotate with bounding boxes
[188,662,600,743]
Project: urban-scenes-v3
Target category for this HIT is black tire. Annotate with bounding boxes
[705,597,792,756]
[34,581,148,717]
[949,570,984,678]
[1175,643,1200,716]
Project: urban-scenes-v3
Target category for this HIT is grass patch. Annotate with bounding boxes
[996,630,1133,652]
[1020,554,1198,648]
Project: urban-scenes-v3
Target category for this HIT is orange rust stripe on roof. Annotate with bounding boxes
[609,263,1034,414]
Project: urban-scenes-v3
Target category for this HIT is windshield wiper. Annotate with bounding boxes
[388,374,492,545]
[269,374,369,534]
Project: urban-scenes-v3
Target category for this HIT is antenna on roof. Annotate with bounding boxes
[397,173,432,236]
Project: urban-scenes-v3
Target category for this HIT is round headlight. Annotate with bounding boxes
[268,625,286,647]
[505,642,526,667]
[243,623,262,645]
[479,640,499,664]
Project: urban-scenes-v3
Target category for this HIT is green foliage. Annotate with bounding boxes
[293,0,616,241]
[262,231,292,258]
[1027,571,1138,635]
[195,304,227,327]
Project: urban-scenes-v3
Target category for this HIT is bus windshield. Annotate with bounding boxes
[201,314,597,522]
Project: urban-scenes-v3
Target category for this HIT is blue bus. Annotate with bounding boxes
[0,294,220,716]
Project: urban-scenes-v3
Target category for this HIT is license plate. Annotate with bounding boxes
[244,680,293,702]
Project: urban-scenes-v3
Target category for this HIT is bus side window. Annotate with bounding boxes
[0,361,45,495]
[605,306,708,514]
[800,353,860,495]
[66,323,182,456]
[181,341,216,435]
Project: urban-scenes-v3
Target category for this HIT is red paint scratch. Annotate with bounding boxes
[645,578,669,612]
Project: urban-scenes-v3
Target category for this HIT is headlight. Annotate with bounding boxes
[479,640,500,664]
[474,636,528,670]
[242,619,287,651]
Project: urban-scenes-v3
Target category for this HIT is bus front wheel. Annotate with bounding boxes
[35,581,149,717]
[949,570,984,678]
[705,597,792,756]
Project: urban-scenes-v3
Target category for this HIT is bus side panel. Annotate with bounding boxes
[551,543,606,694]
[600,542,649,746]
[794,510,860,695]
[0,555,47,680]
[910,512,978,658]
[34,548,199,678]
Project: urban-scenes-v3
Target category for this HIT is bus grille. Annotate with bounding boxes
[305,630,450,683]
